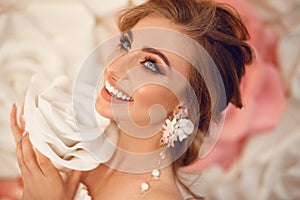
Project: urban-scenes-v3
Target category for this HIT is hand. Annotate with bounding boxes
[10,104,82,200]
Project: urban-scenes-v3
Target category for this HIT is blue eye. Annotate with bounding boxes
[120,36,131,51]
[140,58,163,74]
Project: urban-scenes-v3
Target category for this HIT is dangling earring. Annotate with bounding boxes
[140,107,194,194]
[160,107,194,148]
[140,138,167,193]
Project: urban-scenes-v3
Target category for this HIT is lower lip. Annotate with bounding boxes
[100,87,132,104]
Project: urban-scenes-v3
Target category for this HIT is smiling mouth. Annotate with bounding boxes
[105,81,133,101]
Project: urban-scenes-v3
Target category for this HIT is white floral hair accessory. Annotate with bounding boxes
[160,108,194,148]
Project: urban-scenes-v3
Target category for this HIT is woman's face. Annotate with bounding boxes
[95,15,191,127]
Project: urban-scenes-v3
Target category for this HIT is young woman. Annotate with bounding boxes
[10,0,254,199]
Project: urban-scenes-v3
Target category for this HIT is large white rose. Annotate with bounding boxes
[23,74,116,171]
[0,0,96,177]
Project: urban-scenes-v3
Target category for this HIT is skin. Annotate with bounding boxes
[96,16,190,128]
[10,15,191,200]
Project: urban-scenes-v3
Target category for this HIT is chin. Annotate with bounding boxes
[95,98,114,120]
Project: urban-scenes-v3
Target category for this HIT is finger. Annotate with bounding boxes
[35,149,60,178]
[21,133,43,177]
[10,104,22,144]
[16,140,30,176]
[19,103,25,131]
[66,170,82,199]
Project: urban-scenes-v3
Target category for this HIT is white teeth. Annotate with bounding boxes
[117,92,123,98]
[105,81,132,101]
[109,86,114,92]
[112,89,118,95]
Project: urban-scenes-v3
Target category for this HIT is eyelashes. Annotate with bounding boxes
[119,35,164,75]
[139,57,163,75]
[120,35,131,52]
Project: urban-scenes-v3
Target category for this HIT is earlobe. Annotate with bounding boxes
[172,104,184,116]
[172,105,181,116]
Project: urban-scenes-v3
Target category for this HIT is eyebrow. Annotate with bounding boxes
[141,47,170,66]
[122,30,170,66]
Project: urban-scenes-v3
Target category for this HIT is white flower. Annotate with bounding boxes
[161,116,194,147]
[0,8,64,176]
[176,128,187,142]
[24,74,114,171]
[81,0,128,17]
[175,118,194,142]
[179,118,194,135]
[161,118,177,147]
[0,0,97,177]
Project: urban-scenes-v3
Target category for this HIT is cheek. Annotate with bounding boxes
[130,85,178,121]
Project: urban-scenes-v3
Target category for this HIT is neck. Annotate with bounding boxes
[103,120,172,173]
[117,127,162,153]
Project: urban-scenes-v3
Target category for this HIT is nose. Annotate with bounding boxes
[106,52,138,80]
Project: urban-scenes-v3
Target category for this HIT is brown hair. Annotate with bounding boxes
[118,0,254,198]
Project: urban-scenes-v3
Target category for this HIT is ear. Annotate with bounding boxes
[166,104,180,119]
[172,105,182,116]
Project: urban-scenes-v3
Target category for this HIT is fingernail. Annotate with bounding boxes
[12,103,16,107]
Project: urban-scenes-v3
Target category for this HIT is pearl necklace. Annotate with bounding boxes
[140,147,166,193]
[140,168,161,192]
